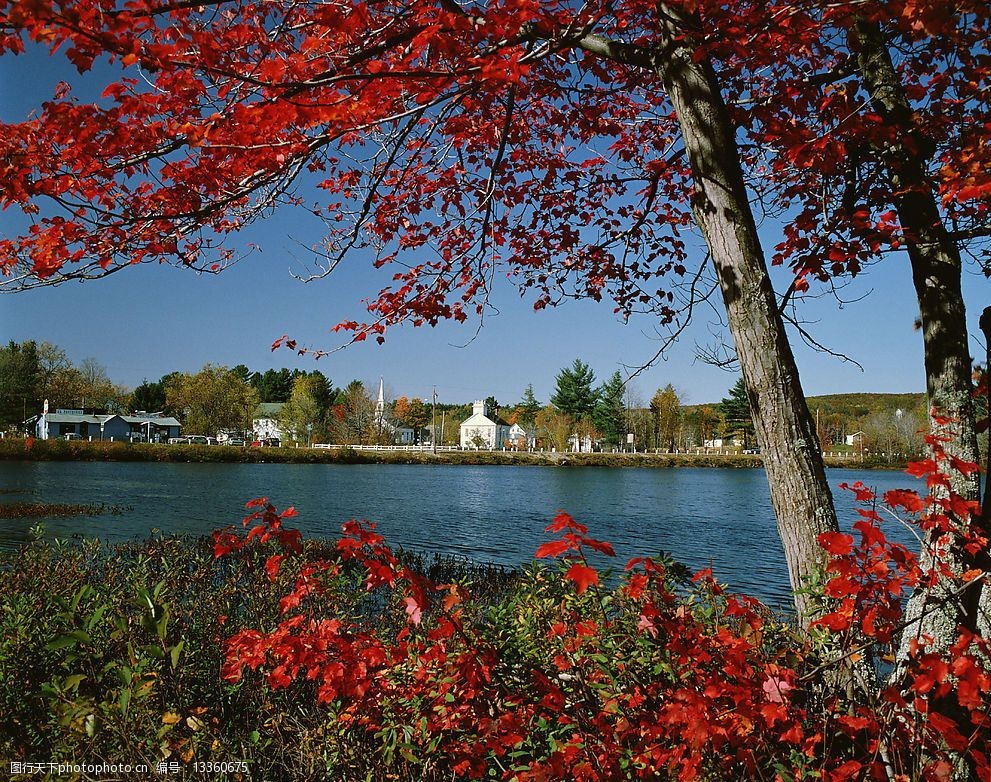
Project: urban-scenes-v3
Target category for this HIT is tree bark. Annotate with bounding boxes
[580,8,840,625]
[850,19,988,651]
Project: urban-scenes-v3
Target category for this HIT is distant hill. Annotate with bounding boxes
[681,391,929,450]
[684,393,926,422]
[686,392,926,418]
[804,393,927,419]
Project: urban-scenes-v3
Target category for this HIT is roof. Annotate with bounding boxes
[42,413,181,427]
[122,415,181,427]
[254,402,285,418]
[41,413,108,425]
[460,413,511,428]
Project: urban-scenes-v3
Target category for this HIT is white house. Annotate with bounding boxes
[253,402,285,442]
[460,401,511,450]
[507,423,535,450]
[845,431,865,447]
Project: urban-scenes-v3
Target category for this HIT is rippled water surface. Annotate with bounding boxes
[0,461,919,608]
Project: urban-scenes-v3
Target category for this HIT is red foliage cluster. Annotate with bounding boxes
[214,451,989,779]
[7,2,986,343]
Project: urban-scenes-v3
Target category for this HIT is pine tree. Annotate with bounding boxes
[517,384,541,428]
[594,371,627,446]
[550,359,598,420]
[717,378,754,445]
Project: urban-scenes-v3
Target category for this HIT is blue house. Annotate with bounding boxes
[36,411,181,442]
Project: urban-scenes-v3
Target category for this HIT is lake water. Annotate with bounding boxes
[0,461,920,609]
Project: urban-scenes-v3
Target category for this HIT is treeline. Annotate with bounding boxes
[0,341,130,426]
[1,340,926,453]
[487,362,754,452]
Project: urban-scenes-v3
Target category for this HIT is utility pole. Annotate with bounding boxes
[431,386,437,454]
[440,410,446,448]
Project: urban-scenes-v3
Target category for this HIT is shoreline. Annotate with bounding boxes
[0,438,904,470]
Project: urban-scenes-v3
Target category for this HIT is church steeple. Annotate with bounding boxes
[375,377,385,424]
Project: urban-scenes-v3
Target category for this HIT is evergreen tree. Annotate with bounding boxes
[517,384,541,428]
[231,364,252,384]
[550,359,598,419]
[251,368,297,402]
[717,378,754,444]
[0,340,42,428]
[131,380,167,412]
[306,370,336,425]
[593,371,627,446]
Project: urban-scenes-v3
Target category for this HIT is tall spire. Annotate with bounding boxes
[375,377,385,424]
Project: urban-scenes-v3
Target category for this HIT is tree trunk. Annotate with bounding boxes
[850,19,988,650]
[659,47,837,624]
[582,8,841,624]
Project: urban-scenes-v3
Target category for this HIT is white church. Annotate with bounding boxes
[459,400,512,450]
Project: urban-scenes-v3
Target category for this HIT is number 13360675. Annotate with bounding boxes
[192,761,248,774]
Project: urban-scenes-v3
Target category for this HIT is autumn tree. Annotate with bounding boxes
[165,365,258,436]
[75,357,129,411]
[0,0,840,621]
[406,398,430,444]
[650,384,682,452]
[713,0,990,648]
[331,380,375,445]
[535,406,572,453]
[685,405,718,446]
[278,373,324,445]
[392,396,411,428]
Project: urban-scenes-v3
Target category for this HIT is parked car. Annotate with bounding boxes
[225,439,246,447]
[250,438,281,448]
[63,433,82,441]
[185,435,210,445]
[168,437,189,445]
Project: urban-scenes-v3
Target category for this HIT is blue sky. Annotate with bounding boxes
[2,44,987,407]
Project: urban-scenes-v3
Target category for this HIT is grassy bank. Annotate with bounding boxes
[0,438,898,469]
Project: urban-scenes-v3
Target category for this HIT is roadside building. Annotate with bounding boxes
[36,410,180,442]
